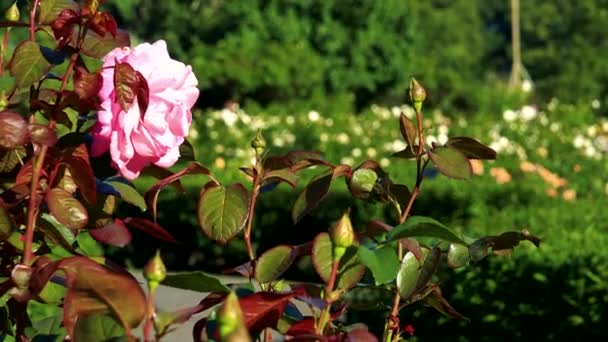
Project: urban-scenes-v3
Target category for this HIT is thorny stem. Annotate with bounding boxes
[29,0,40,41]
[316,259,340,335]
[384,109,427,342]
[22,51,79,265]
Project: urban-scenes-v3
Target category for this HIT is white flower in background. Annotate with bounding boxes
[372,121,381,129]
[325,118,334,127]
[205,118,215,127]
[209,131,219,139]
[273,137,285,147]
[308,110,320,122]
[592,99,601,109]
[362,137,371,145]
[573,135,586,148]
[458,118,468,127]
[320,133,329,142]
[251,117,266,130]
[489,141,502,153]
[366,147,377,158]
[587,126,598,137]
[285,116,295,125]
[383,142,393,151]
[392,139,407,152]
[547,98,559,111]
[214,144,225,153]
[380,158,390,168]
[522,80,533,93]
[341,157,354,165]
[353,125,363,136]
[438,124,449,137]
[401,106,415,119]
[539,114,548,126]
[269,117,280,125]
[595,136,608,153]
[391,106,401,118]
[337,133,349,144]
[521,105,537,121]
[550,122,560,132]
[220,108,238,127]
[285,133,296,144]
[351,148,362,157]
[601,121,608,132]
[515,146,527,160]
[438,133,448,145]
[426,135,438,146]
[584,145,598,158]
[241,113,252,125]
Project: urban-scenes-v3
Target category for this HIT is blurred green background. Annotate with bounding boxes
[103,1,608,341]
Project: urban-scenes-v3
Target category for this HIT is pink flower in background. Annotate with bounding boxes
[91,40,199,179]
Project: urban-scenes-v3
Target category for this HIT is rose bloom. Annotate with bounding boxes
[92,40,199,179]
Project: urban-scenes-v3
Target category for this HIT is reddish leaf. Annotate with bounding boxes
[264,150,328,172]
[60,145,96,204]
[239,290,303,336]
[113,62,139,113]
[145,162,210,221]
[40,0,79,25]
[135,71,150,117]
[47,257,146,336]
[50,9,80,43]
[15,159,33,185]
[89,11,118,38]
[399,113,417,152]
[74,66,102,110]
[89,219,132,247]
[347,327,379,341]
[392,147,418,159]
[261,169,298,188]
[46,188,89,230]
[429,146,472,180]
[447,136,497,160]
[28,124,58,147]
[424,286,469,321]
[0,111,28,149]
[286,305,346,336]
[123,217,176,243]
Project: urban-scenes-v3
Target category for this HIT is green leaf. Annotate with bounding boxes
[72,313,127,342]
[416,246,441,290]
[385,216,467,245]
[76,232,104,257]
[162,272,230,293]
[0,205,15,241]
[105,181,146,211]
[255,245,297,283]
[0,111,28,149]
[357,245,400,285]
[262,169,298,188]
[0,146,26,173]
[447,136,497,160]
[399,113,417,152]
[26,301,65,339]
[429,146,472,180]
[46,188,89,229]
[8,41,53,88]
[179,139,196,161]
[80,29,130,59]
[38,0,78,24]
[424,287,469,320]
[312,232,365,290]
[198,183,249,244]
[39,213,76,251]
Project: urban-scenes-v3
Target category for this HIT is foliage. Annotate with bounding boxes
[0,1,549,341]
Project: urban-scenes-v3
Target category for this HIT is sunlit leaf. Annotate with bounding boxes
[80,29,130,59]
[0,111,28,149]
[46,188,89,230]
[238,290,304,336]
[255,245,297,284]
[39,0,78,24]
[26,301,66,339]
[8,41,53,88]
[0,146,26,173]
[105,180,146,211]
[39,213,76,251]
[198,182,249,244]
[397,251,423,299]
[162,272,229,293]
[61,144,96,204]
[385,216,467,245]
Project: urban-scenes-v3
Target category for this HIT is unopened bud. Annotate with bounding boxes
[349,168,378,199]
[250,129,266,157]
[409,77,427,112]
[4,2,19,22]
[11,264,31,290]
[330,213,355,260]
[218,292,250,341]
[144,250,166,291]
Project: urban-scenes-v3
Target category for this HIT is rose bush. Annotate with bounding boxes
[92,40,199,179]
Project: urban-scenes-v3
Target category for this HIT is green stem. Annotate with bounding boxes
[316,259,340,335]
[244,173,260,262]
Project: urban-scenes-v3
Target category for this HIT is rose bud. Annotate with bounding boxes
[409,77,427,112]
[330,212,355,260]
[144,250,166,291]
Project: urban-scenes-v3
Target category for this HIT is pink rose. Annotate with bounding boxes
[91,40,199,180]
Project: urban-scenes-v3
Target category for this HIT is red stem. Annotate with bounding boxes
[29,0,40,41]
[244,170,261,262]
[0,29,9,76]
[22,52,79,265]
[144,290,155,341]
